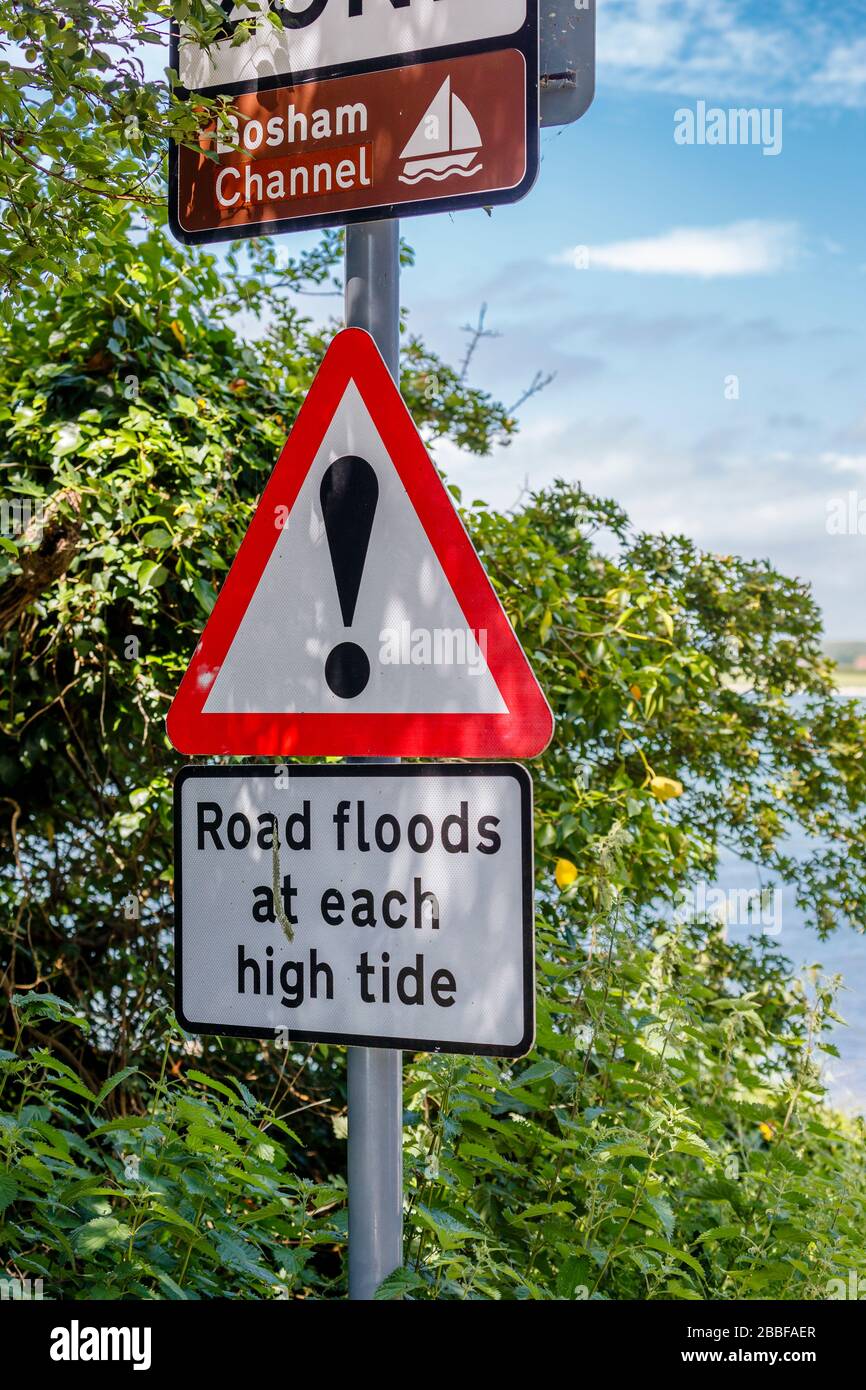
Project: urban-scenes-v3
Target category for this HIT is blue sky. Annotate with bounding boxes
[388,0,866,641]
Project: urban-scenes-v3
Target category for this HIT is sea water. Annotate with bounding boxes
[712,694,866,1114]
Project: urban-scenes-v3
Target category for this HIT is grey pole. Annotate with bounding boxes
[346,219,400,379]
[345,219,403,1301]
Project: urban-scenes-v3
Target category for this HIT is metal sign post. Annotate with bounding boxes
[347,1034,402,1300]
[346,218,402,1302]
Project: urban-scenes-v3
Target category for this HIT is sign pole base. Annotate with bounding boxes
[347,1044,403,1300]
[346,221,403,1300]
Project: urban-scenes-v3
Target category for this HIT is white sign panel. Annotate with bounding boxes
[177,0,529,94]
[175,764,535,1055]
[202,380,506,718]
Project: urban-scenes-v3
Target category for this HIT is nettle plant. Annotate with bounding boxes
[1,221,866,1298]
[1,994,344,1299]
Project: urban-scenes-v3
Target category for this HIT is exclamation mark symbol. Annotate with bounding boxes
[321,455,379,699]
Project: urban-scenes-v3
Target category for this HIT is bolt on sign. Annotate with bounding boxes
[175,764,535,1056]
[169,0,540,243]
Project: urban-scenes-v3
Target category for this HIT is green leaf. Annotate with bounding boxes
[693,1225,742,1244]
[192,575,217,614]
[136,559,168,590]
[374,1266,426,1300]
[670,1138,715,1162]
[594,1141,648,1161]
[642,1237,705,1278]
[74,1217,131,1254]
[185,1071,239,1103]
[89,1115,154,1138]
[0,1171,19,1213]
[416,1205,486,1248]
[94,1066,139,1108]
[140,528,172,548]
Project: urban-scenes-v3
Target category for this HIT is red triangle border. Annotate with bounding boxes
[167,328,553,759]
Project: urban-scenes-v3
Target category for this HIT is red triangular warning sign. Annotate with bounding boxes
[167,329,553,758]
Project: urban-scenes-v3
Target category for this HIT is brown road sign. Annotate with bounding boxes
[169,3,538,244]
[172,49,532,242]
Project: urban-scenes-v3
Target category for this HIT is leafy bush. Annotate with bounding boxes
[2,224,866,1300]
[2,996,342,1299]
[397,922,866,1300]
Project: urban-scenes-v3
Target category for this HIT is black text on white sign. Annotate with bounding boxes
[175,764,535,1056]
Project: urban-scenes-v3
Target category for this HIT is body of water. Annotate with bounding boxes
[713,694,866,1113]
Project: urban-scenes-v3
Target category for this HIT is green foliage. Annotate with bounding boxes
[0,1,249,301]
[1,222,866,1299]
[471,484,866,936]
[1,1008,343,1298]
[0,0,161,297]
[397,924,866,1299]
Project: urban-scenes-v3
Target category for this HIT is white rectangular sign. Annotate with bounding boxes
[177,0,529,94]
[175,764,534,1055]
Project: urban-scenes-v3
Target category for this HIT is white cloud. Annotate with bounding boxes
[559,221,800,279]
[598,0,866,107]
[600,13,689,73]
[822,451,866,476]
[436,415,866,638]
[807,37,866,109]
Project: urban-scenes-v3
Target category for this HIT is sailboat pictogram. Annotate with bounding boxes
[399,76,484,186]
